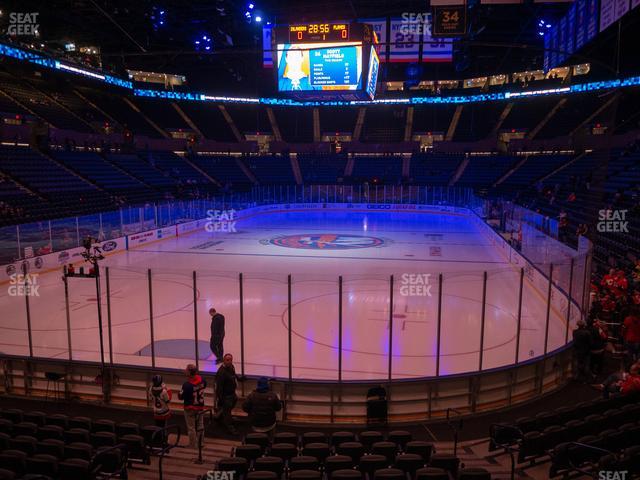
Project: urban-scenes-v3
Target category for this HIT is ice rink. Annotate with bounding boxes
[0,207,570,380]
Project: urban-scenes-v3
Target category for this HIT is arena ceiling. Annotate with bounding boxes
[2,0,639,93]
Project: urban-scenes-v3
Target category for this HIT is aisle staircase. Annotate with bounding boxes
[129,434,240,480]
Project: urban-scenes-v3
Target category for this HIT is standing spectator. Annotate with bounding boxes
[573,321,593,382]
[576,223,589,238]
[178,364,207,449]
[623,308,640,364]
[589,320,607,377]
[215,354,239,434]
[558,210,569,243]
[242,377,282,434]
[210,308,225,364]
[366,385,388,424]
[149,374,172,431]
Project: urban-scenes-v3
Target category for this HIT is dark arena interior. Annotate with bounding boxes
[1,0,640,478]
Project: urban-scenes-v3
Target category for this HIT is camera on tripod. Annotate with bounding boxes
[82,237,105,261]
[64,237,104,278]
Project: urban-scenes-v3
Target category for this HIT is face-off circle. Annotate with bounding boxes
[268,233,386,250]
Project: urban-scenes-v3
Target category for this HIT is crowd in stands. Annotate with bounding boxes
[0,200,24,222]
[571,262,640,399]
[517,139,640,254]
[0,174,26,221]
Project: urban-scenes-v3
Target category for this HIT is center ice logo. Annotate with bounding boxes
[268,234,386,250]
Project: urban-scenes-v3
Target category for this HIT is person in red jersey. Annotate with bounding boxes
[178,364,207,449]
[601,268,617,292]
[620,364,640,395]
[595,364,640,398]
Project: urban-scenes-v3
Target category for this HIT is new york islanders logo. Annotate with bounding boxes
[268,234,386,250]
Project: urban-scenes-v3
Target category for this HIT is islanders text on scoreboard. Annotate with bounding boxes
[289,23,351,43]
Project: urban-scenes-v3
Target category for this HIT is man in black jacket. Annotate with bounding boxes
[215,353,238,434]
[573,320,593,382]
[243,377,282,433]
[209,308,225,364]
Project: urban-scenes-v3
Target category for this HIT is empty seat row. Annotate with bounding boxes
[550,443,640,478]
[209,466,493,480]
[520,418,640,464]
[489,392,640,452]
[219,452,472,479]
[245,431,416,451]
[492,415,640,466]
[0,408,173,480]
[0,410,149,436]
[239,442,434,467]
[0,443,127,480]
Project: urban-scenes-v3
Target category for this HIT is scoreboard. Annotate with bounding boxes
[289,23,350,43]
[274,22,379,100]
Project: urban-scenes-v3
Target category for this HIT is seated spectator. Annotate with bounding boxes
[595,363,640,398]
[242,377,282,434]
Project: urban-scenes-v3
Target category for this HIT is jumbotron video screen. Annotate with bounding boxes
[276,42,363,91]
[272,22,380,99]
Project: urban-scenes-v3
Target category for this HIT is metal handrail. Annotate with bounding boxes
[194,408,214,465]
[446,408,464,457]
[489,424,524,480]
[551,441,617,478]
[91,442,129,479]
[150,423,183,480]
